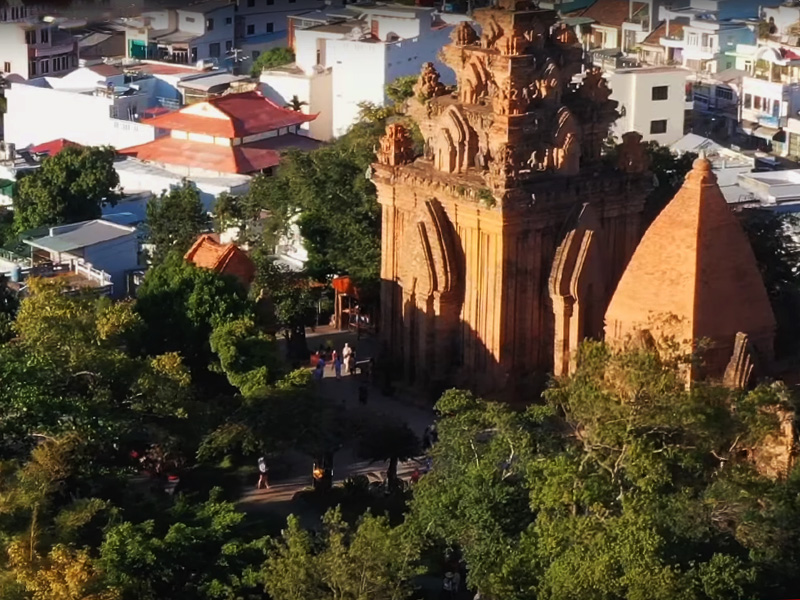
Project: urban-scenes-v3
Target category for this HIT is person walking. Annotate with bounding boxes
[342,343,353,373]
[257,457,270,490]
[334,354,343,380]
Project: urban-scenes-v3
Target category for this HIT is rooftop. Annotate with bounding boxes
[185,233,255,285]
[118,134,320,174]
[179,72,250,92]
[25,219,137,253]
[580,0,646,28]
[141,91,317,138]
[642,20,684,44]
[29,139,82,157]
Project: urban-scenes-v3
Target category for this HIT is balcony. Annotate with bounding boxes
[660,36,684,48]
[32,42,75,58]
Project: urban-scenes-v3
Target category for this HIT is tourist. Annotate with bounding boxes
[257,457,269,490]
[347,352,357,376]
[430,423,439,445]
[441,571,460,599]
[343,343,353,373]
[314,361,324,381]
[410,469,421,485]
[334,354,343,380]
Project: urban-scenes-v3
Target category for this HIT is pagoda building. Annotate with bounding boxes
[373,0,653,395]
[605,157,776,384]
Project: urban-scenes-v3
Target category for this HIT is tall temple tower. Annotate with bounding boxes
[373,0,652,396]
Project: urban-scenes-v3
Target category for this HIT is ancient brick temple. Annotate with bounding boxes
[373,0,653,395]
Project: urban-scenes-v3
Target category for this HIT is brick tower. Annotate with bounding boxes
[605,157,776,383]
[373,0,652,396]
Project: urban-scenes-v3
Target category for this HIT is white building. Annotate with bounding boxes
[125,1,235,66]
[0,18,79,79]
[608,65,691,145]
[4,61,222,150]
[261,5,468,141]
[235,0,325,62]
[655,0,758,74]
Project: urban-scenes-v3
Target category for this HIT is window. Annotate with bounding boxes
[725,61,732,69]
[266,22,273,33]
[40,59,49,74]
[744,93,752,109]
[267,0,274,4]
[715,87,733,101]
[252,50,260,60]
[28,60,36,76]
[247,0,254,6]
[206,18,214,31]
[226,40,233,52]
[185,16,195,22]
[209,42,220,58]
[2,62,9,73]
[754,96,762,110]
[40,28,48,43]
[650,119,667,134]
[24,29,34,44]
[247,24,254,35]
[225,17,232,24]
[651,85,668,101]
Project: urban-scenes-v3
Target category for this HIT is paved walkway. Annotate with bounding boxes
[238,337,434,517]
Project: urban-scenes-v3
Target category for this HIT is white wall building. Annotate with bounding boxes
[125,1,235,66]
[235,0,324,61]
[261,5,468,141]
[657,0,757,74]
[3,61,217,150]
[608,65,691,145]
[0,18,78,79]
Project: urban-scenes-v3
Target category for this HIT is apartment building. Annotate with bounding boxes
[0,19,78,79]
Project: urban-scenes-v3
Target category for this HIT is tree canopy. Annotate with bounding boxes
[145,181,209,264]
[12,145,119,233]
[135,255,251,373]
[410,341,800,600]
[250,47,295,77]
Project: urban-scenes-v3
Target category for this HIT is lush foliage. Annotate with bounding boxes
[263,510,421,600]
[145,181,209,264]
[739,209,800,356]
[250,47,294,77]
[135,255,251,373]
[410,342,800,599]
[13,146,119,233]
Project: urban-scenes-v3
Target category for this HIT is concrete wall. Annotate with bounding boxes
[610,68,688,145]
[5,83,158,148]
[236,0,322,37]
[0,23,31,78]
[260,69,333,140]
[369,15,422,41]
[186,5,235,62]
[83,234,139,297]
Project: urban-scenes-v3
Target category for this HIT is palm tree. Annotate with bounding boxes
[285,95,308,112]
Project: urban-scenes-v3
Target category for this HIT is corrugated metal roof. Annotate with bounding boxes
[25,220,136,253]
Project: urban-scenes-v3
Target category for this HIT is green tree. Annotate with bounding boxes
[209,317,280,397]
[357,422,420,491]
[135,255,251,374]
[0,272,18,342]
[98,488,265,600]
[385,75,417,105]
[145,181,209,264]
[251,250,319,360]
[250,47,294,77]
[212,191,242,233]
[739,209,800,356]
[13,145,119,232]
[246,144,380,285]
[410,343,800,600]
[263,509,421,600]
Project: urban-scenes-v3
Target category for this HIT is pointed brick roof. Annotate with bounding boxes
[185,234,255,287]
[605,157,776,374]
